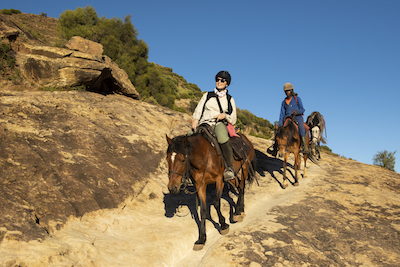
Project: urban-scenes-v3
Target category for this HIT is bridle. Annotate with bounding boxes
[168,154,190,180]
[168,142,212,194]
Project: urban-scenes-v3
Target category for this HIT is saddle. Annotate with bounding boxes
[230,133,251,161]
[283,117,309,133]
[195,124,222,156]
[195,124,250,161]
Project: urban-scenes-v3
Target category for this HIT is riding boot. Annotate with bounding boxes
[301,136,309,154]
[267,142,278,157]
[220,141,235,181]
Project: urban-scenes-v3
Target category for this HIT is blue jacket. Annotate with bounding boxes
[278,96,305,127]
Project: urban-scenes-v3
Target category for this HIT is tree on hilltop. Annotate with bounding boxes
[57,6,201,111]
[373,150,396,171]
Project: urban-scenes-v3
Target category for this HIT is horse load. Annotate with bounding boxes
[306,111,327,159]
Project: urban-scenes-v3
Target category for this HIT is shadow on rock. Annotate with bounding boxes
[163,183,240,234]
[255,149,297,188]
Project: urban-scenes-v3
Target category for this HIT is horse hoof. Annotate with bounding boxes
[294,182,299,186]
[233,214,244,222]
[220,227,229,235]
[193,244,204,251]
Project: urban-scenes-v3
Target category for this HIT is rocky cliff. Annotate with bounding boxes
[0,90,190,242]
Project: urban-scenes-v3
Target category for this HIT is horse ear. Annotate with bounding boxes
[166,134,172,144]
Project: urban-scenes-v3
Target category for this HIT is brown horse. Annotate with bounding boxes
[166,132,256,250]
[275,116,310,188]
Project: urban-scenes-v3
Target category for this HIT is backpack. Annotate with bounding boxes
[199,91,233,121]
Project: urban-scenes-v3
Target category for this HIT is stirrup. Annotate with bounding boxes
[223,168,235,182]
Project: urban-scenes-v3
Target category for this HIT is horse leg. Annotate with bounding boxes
[311,142,316,156]
[193,186,207,251]
[233,186,245,222]
[303,152,308,178]
[213,179,229,235]
[233,169,246,222]
[303,135,308,178]
[317,141,321,159]
[282,153,289,189]
[294,152,300,186]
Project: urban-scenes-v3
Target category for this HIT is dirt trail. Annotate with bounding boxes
[1,136,399,267]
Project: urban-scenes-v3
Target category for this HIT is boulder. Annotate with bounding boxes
[65,36,103,57]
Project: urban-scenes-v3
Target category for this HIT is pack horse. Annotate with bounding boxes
[166,130,256,250]
[306,111,326,159]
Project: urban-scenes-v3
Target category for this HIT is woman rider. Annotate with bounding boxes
[190,71,237,181]
[278,82,309,153]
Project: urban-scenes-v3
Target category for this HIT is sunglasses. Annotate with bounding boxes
[216,78,227,83]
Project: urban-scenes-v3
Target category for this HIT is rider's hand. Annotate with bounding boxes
[292,110,298,116]
[192,119,199,131]
[216,113,226,121]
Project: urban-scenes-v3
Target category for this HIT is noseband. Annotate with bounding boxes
[168,154,195,194]
[168,154,189,179]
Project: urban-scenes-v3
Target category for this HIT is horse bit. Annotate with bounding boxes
[168,155,194,194]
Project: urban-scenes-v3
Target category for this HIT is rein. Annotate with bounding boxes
[181,143,212,195]
[183,121,218,194]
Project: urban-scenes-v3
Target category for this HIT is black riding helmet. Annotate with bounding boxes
[215,71,231,85]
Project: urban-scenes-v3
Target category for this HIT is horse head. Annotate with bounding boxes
[275,118,299,157]
[166,135,190,194]
[275,126,288,157]
[311,126,320,144]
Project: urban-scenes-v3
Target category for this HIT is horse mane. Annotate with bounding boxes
[307,111,325,130]
[167,135,192,156]
[276,122,298,147]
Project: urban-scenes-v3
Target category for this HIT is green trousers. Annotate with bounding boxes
[188,122,229,144]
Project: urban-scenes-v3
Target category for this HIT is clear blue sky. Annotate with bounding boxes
[5,1,400,172]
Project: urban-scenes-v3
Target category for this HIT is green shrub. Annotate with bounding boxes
[1,9,22,15]
[373,150,396,171]
[320,145,332,152]
[0,40,21,84]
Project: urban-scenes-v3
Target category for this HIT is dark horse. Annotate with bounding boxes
[275,115,310,188]
[166,132,256,250]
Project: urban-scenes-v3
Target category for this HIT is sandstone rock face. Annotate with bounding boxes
[0,90,190,242]
[14,43,140,99]
[65,36,103,57]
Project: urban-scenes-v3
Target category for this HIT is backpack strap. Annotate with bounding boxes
[294,96,304,117]
[199,91,233,121]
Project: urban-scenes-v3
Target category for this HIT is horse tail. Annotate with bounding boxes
[246,153,257,185]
